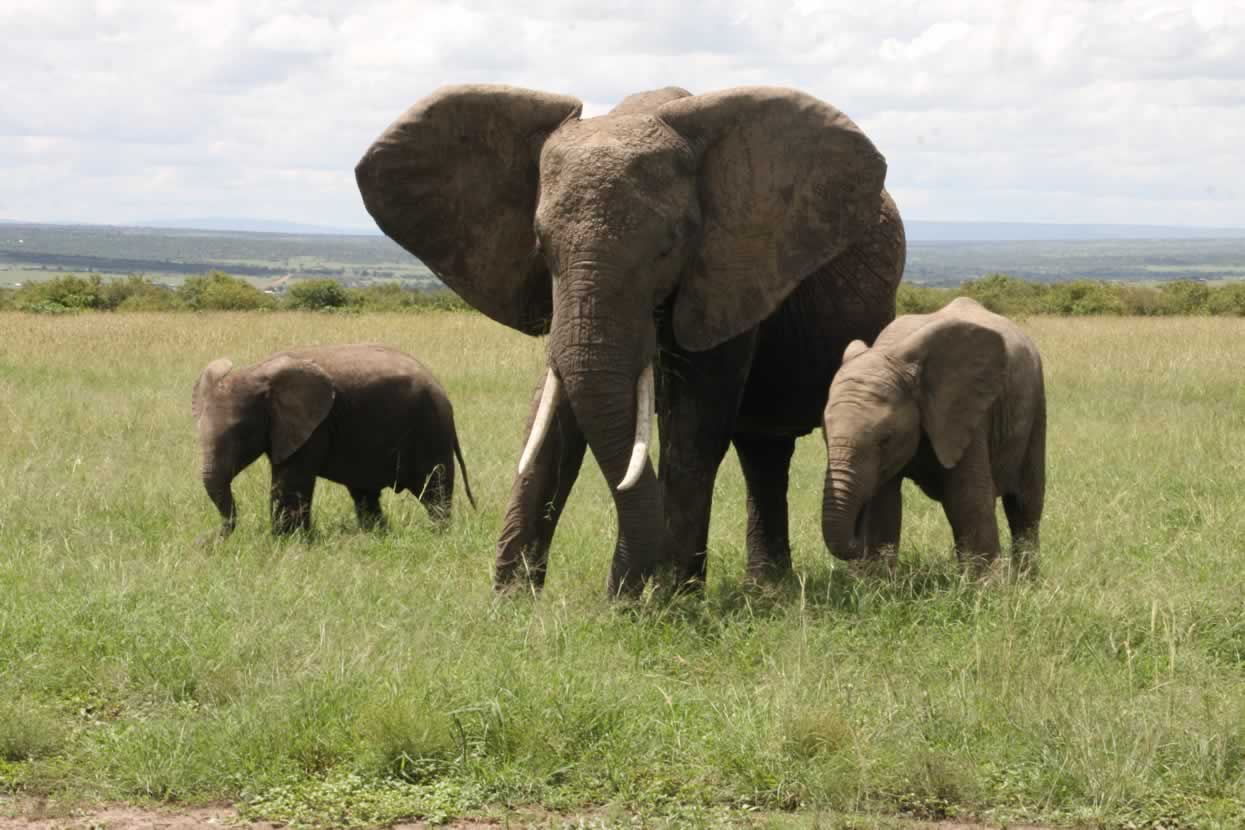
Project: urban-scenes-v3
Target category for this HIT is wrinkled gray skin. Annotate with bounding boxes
[193,344,475,537]
[822,297,1045,573]
[356,85,904,596]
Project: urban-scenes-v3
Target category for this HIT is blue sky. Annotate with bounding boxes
[2,0,1242,229]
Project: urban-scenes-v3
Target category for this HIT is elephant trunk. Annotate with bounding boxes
[202,461,237,536]
[822,460,873,561]
[550,283,664,596]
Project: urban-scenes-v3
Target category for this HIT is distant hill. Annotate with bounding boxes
[135,217,379,236]
[906,221,1245,242]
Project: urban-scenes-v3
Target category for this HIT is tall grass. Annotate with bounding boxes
[1,312,1244,827]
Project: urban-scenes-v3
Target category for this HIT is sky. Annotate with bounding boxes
[2,0,1243,230]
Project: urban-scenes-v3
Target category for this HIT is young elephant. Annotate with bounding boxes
[822,297,1045,573]
[192,344,475,537]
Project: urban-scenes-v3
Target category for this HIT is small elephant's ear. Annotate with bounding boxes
[355,84,582,335]
[658,87,887,352]
[898,318,1006,469]
[193,358,234,420]
[842,339,869,364]
[262,356,336,465]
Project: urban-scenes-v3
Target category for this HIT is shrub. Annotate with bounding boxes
[960,273,1047,317]
[105,274,181,311]
[1114,284,1173,316]
[285,279,351,311]
[1206,281,1245,316]
[896,283,955,315]
[178,272,276,311]
[13,274,110,312]
[348,284,473,313]
[1159,280,1211,315]
[1041,280,1124,316]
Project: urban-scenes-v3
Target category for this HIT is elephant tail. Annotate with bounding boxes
[454,438,478,510]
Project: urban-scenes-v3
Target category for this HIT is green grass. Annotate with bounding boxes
[2,313,1244,828]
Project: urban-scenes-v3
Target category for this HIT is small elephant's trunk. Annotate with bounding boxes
[202,464,237,536]
[822,463,869,561]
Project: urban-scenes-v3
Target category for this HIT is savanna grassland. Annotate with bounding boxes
[2,312,1244,829]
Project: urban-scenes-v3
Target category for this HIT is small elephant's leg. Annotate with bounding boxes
[416,464,453,530]
[733,434,795,581]
[939,433,1001,574]
[269,434,327,535]
[270,470,317,534]
[657,331,755,589]
[493,379,588,592]
[863,475,903,565]
[349,487,386,531]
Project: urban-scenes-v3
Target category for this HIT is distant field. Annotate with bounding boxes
[6,222,1245,291]
[2,312,1244,828]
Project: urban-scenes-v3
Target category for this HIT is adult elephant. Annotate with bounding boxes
[356,84,905,596]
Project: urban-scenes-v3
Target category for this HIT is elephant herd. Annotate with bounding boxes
[194,84,1046,596]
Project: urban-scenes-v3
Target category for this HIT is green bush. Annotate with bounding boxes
[178,272,276,311]
[348,283,473,313]
[14,274,110,312]
[1205,281,1245,316]
[1042,280,1124,316]
[285,279,351,311]
[960,273,1047,317]
[1159,280,1212,315]
[895,283,955,315]
[1114,284,1173,316]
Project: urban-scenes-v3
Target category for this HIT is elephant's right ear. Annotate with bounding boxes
[193,358,234,420]
[262,357,336,465]
[355,85,582,335]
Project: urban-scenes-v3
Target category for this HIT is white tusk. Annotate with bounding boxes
[617,363,655,492]
[517,368,562,476]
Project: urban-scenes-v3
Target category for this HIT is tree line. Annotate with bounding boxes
[5,271,1245,317]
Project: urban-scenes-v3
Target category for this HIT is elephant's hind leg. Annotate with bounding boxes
[1004,420,1045,577]
[733,434,795,581]
[350,487,386,531]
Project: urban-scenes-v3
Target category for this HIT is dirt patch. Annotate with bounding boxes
[0,802,1059,829]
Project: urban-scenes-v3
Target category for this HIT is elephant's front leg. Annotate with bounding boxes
[940,433,1001,574]
[493,377,588,592]
[733,434,795,580]
[657,331,755,588]
[270,469,317,534]
[349,487,386,531]
[863,475,903,565]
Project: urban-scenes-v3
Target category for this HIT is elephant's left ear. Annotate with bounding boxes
[658,87,887,352]
[262,356,336,464]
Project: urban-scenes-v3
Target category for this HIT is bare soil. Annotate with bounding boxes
[0,801,1060,830]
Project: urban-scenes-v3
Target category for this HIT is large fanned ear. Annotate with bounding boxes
[658,87,887,351]
[261,356,336,464]
[355,85,582,335]
[193,358,234,420]
[897,317,1006,469]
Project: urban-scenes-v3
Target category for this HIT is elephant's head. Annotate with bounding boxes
[355,84,888,580]
[821,316,1007,560]
[192,355,335,535]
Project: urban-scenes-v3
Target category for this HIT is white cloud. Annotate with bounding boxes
[1,0,1242,227]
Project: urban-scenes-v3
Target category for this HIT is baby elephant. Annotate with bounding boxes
[193,344,475,537]
[822,297,1045,573]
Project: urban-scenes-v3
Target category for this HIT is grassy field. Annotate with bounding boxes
[1,312,1244,829]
